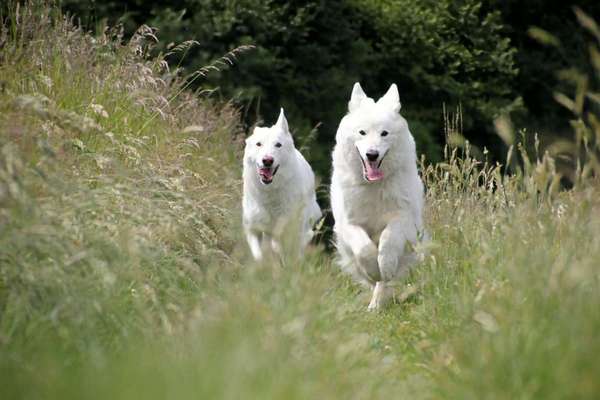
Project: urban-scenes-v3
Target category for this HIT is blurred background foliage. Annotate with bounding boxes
[59,0,600,177]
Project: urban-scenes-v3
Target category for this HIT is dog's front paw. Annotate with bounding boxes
[367,281,393,311]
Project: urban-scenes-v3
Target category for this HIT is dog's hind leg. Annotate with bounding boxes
[300,213,315,250]
[298,229,314,258]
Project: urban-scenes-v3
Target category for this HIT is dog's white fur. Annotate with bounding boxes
[330,83,425,310]
[243,108,321,260]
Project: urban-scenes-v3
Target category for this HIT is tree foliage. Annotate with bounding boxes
[61,0,522,174]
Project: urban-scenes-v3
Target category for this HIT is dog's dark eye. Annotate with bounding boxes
[256,142,262,147]
[381,130,389,137]
[359,130,366,136]
[275,142,282,148]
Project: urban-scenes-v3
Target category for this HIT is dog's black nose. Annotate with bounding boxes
[262,155,274,167]
[366,150,379,162]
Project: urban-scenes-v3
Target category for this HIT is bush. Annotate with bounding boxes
[352,0,519,150]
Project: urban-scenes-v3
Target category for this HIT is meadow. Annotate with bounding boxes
[1,4,599,399]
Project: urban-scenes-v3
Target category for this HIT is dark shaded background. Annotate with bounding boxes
[60,0,600,179]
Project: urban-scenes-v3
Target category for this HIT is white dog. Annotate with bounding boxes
[330,83,425,310]
[243,108,321,261]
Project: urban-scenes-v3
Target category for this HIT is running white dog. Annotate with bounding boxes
[243,108,321,261]
[330,83,425,310]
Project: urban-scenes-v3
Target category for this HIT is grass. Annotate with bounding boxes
[1,3,600,399]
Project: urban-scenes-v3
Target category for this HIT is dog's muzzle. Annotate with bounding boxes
[257,164,279,184]
[356,147,386,182]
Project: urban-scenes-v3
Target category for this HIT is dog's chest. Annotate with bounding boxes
[344,182,406,234]
[244,185,303,231]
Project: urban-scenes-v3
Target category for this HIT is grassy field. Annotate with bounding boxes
[1,4,600,399]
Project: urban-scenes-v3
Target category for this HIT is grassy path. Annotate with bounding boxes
[1,4,600,399]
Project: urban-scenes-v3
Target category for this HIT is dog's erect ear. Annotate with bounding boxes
[377,83,401,113]
[275,107,290,134]
[349,82,367,113]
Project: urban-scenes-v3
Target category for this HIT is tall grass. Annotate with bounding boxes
[1,3,599,400]
[0,1,244,365]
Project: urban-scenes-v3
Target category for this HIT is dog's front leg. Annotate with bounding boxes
[367,217,418,310]
[377,216,418,281]
[367,281,393,311]
[338,223,380,283]
[245,227,264,261]
[269,236,283,256]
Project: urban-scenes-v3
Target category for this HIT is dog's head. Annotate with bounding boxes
[244,108,295,185]
[336,82,411,182]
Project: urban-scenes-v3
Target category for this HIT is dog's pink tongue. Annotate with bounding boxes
[365,161,384,181]
[259,167,273,179]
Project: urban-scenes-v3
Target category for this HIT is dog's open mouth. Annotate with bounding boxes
[257,165,279,184]
[357,149,386,182]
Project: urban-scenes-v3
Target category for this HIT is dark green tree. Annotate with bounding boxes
[61,0,521,175]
